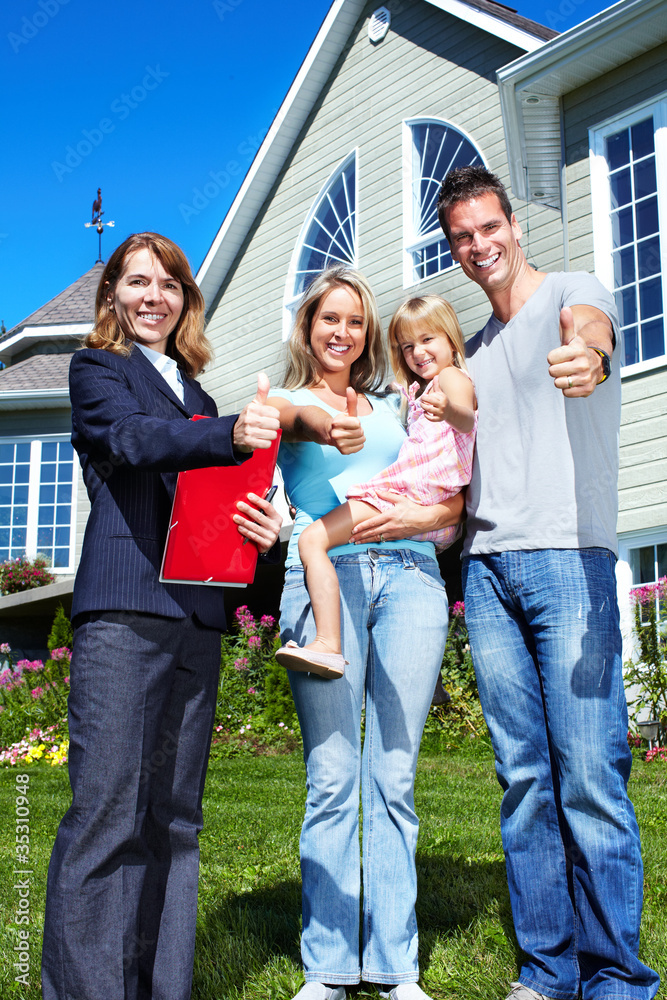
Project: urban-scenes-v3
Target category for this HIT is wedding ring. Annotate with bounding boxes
[567,376,573,388]
[379,534,385,543]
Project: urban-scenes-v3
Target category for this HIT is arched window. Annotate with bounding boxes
[283,151,357,338]
[403,119,485,285]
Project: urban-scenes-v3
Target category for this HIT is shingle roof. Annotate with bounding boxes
[463,0,557,41]
[2,261,104,340]
[0,353,71,392]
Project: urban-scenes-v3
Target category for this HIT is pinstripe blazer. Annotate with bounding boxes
[69,345,247,629]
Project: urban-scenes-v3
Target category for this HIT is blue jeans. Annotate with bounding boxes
[463,549,659,1000]
[280,549,448,985]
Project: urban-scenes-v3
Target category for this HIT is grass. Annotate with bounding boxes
[0,738,665,1000]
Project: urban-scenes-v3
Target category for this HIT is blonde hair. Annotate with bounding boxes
[388,294,468,393]
[283,266,389,392]
[86,232,212,378]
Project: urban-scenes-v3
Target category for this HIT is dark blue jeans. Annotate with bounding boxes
[42,611,221,1000]
[463,549,659,1000]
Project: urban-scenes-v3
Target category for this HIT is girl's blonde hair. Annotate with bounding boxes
[283,265,389,392]
[86,232,212,378]
[388,294,468,392]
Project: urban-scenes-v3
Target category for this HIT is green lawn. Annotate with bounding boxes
[1,740,665,1000]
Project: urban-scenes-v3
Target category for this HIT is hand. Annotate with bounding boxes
[419,374,448,422]
[233,373,281,452]
[547,307,602,397]
[233,491,282,554]
[350,489,423,543]
[328,387,365,454]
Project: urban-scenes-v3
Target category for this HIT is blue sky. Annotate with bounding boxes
[1,0,615,331]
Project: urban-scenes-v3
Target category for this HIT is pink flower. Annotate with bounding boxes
[234,657,249,671]
[248,635,261,649]
[50,647,71,661]
[247,687,256,695]
[31,686,44,699]
[451,601,465,617]
[0,642,11,654]
[17,659,44,673]
[260,615,275,628]
[630,576,667,605]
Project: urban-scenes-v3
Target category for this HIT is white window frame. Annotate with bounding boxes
[402,117,487,288]
[283,150,358,341]
[0,434,78,574]
[589,94,667,378]
[617,525,667,661]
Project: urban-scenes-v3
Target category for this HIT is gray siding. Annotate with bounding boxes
[0,410,71,437]
[201,0,564,411]
[563,46,667,536]
[619,368,667,534]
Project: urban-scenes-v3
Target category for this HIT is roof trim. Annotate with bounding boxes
[0,389,70,411]
[497,0,667,206]
[0,324,91,362]
[196,0,549,308]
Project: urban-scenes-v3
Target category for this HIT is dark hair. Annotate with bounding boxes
[87,232,211,377]
[437,166,513,241]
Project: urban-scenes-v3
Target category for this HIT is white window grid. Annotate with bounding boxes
[402,117,486,287]
[0,435,77,573]
[589,95,667,376]
[283,151,358,341]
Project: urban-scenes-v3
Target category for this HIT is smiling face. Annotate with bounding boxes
[445,192,524,298]
[109,247,185,354]
[309,285,367,378]
[398,327,454,382]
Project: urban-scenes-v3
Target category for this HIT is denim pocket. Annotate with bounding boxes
[413,560,447,593]
[282,566,305,591]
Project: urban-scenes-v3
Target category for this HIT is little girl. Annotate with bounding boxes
[275,294,477,678]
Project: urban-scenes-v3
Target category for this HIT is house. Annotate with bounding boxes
[0,262,101,653]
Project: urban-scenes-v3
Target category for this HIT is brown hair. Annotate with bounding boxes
[437,165,513,242]
[388,294,468,394]
[86,232,211,377]
[283,265,388,392]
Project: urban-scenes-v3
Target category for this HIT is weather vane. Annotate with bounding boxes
[84,187,115,262]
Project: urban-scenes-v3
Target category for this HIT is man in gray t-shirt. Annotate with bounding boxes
[437,167,659,1000]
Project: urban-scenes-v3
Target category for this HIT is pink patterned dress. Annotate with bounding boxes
[346,377,476,551]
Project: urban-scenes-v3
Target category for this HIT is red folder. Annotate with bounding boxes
[160,417,281,587]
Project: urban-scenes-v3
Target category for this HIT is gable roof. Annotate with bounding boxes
[196,0,554,309]
[497,0,667,209]
[0,260,101,364]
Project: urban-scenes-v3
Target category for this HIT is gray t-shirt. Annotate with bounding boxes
[463,271,621,557]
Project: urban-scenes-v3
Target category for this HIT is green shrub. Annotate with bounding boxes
[424,601,487,744]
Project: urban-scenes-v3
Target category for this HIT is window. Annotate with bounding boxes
[403,119,485,285]
[283,152,357,339]
[0,437,77,571]
[628,539,667,624]
[590,97,667,372]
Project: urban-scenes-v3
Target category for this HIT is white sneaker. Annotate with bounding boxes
[379,985,433,1000]
[292,984,346,1000]
[506,982,555,1000]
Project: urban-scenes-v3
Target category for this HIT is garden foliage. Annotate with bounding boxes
[625,577,667,745]
[0,554,55,595]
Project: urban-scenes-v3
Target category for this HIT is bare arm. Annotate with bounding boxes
[547,305,615,398]
[419,369,476,432]
[267,389,365,454]
[350,489,465,543]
